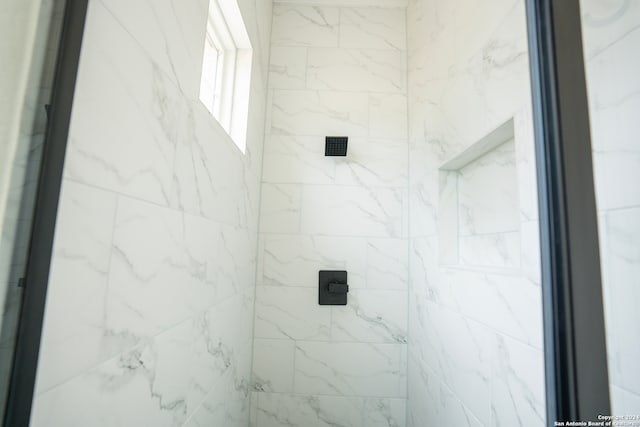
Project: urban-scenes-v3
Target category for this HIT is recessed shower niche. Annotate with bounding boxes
[439,119,521,270]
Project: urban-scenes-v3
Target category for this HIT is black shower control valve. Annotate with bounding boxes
[319,270,349,305]
[328,282,349,294]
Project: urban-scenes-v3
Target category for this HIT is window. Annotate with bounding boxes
[199,0,252,153]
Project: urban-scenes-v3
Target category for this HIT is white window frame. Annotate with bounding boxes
[199,0,252,153]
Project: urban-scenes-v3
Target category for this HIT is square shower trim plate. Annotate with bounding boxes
[318,270,348,305]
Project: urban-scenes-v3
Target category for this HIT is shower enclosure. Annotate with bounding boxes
[0,0,637,426]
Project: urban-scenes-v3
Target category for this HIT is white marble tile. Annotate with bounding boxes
[366,238,408,290]
[406,354,438,427]
[513,106,539,223]
[520,220,541,285]
[406,291,431,370]
[262,135,336,185]
[580,0,640,60]
[419,302,493,426]
[438,170,458,264]
[405,0,548,424]
[474,4,530,128]
[437,382,484,427]
[183,355,252,427]
[246,82,270,178]
[256,393,363,427]
[32,0,268,425]
[244,168,266,230]
[491,334,545,427]
[144,317,215,422]
[271,5,340,47]
[269,47,308,89]
[407,20,453,82]
[592,151,640,213]
[172,100,248,226]
[409,237,439,304]
[442,268,543,349]
[57,293,251,427]
[106,196,209,340]
[409,182,439,238]
[252,339,295,393]
[254,286,331,340]
[457,139,519,236]
[262,136,407,188]
[610,385,640,416]
[425,76,489,160]
[586,27,640,211]
[255,0,274,72]
[307,48,405,93]
[64,1,179,206]
[300,185,406,238]
[339,7,406,50]
[294,341,406,398]
[250,391,259,427]
[35,181,118,393]
[97,0,208,99]
[31,341,190,427]
[277,0,408,6]
[363,397,407,427]
[332,290,408,343]
[453,0,520,66]
[602,207,640,396]
[259,184,302,234]
[264,89,274,135]
[260,234,367,288]
[369,93,408,139]
[202,292,255,386]
[334,138,408,188]
[271,90,369,136]
[459,231,520,269]
[211,223,258,298]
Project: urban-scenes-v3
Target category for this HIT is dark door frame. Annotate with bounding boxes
[525,0,611,423]
[3,1,88,426]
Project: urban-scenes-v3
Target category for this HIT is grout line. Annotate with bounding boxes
[251,389,408,401]
[61,176,259,231]
[35,288,252,396]
[259,230,409,240]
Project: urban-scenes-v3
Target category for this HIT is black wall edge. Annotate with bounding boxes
[3,0,89,425]
[524,0,610,423]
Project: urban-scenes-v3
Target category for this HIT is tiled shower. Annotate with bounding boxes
[10,0,638,426]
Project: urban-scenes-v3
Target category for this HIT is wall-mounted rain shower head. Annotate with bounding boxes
[325,136,348,156]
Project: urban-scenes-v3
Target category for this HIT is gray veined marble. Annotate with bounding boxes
[31,0,271,425]
[331,290,408,343]
[294,341,407,398]
[253,3,410,426]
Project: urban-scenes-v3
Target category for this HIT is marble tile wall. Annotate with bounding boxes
[406,0,546,426]
[15,0,635,425]
[252,4,409,427]
[407,0,640,424]
[455,139,521,270]
[28,0,272,425]
[579,0,640,414]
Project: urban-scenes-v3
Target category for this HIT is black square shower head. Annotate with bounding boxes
[325,136,348,156]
